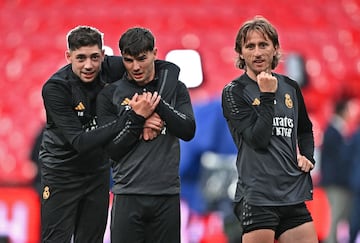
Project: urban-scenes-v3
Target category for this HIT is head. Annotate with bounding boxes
[119,27,157,86]
[335,99,350,119]
[65,26,105,83]
[235,16,280,79]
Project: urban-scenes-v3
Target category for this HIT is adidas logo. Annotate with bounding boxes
[121,98,131,106]
[252,98,260,106]
[75,102,85,111]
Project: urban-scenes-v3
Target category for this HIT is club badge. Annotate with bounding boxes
[43,186,50,200]
[285,94,293,108]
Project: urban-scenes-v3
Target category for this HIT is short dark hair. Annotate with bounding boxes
[118,27,155,56]
[335,99,349,116]
[66,26,103,51]
[235,16,281,70]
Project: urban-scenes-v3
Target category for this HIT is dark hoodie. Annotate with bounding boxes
[39,56,180,183]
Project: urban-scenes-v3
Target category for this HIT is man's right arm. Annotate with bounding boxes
[42,81,127,153]
[101,55,126,83]
[96,86,146,161]
[101,57,180,87]
[221,82,274,150]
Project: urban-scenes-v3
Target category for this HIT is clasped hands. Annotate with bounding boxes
[129,91,164,141]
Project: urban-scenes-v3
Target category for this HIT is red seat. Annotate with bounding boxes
[306,187,331,241]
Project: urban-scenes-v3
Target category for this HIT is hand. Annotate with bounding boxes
[142,113,164,141]
[142,127,159,141]
[257,71,278,93]
[129,91,161,118]
[297,154,314,172]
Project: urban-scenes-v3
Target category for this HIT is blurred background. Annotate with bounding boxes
[1,0,360,242]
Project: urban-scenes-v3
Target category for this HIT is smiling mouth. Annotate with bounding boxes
[83,72,95,77]
[133,73,143,79]
[254,61,266,68]
[83,70,94,74]
[254,59,264,64]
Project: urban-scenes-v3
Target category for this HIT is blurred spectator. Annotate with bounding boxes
[347,121,360,243]
[180,99,237,214]
[29,125,45,196]
[0,236,9,243]
[319,99,352,243]
[179,99,240,243]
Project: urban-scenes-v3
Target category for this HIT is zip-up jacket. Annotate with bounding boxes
[222,72,315,206]
[96,73,196,195]
[40,56,180,182]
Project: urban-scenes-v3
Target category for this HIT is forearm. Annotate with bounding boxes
[43,83,128,154]
[298,132,315,165]
[241,92,275,149]
[70,119,127,153]
[156,100,195,141]
[103,110,145,161]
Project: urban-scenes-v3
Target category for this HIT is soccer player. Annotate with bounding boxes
[40,26,179,242]
[221,16,318,243]
[96,27,196,243]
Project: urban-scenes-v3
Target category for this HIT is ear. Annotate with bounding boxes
[65,50,71,64]
[273,51,279,58]
[274,45,279,56]
[101,49,105,61]
[153,47,158,58]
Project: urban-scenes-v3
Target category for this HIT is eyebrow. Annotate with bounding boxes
[75,53,101,58]
[136,54,147,60]
[123,56,134,61]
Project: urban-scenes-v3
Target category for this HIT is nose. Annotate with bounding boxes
[133,60,141,70]
[84,58,93,69]
[254,46,262,56]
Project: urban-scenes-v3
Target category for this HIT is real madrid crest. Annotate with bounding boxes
[43,186,50,200]
[285,93,293,108]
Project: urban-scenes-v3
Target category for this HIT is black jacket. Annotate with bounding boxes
[96,73,195,195]
[222,73,315,206]
[40,56,180,181]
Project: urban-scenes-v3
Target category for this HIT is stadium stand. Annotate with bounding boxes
[1,0,360,241]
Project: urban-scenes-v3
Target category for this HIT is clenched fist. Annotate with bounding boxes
[257,71,278,93]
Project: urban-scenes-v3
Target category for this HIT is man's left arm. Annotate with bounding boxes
[156,81,196,141]
[296,84,316,166]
